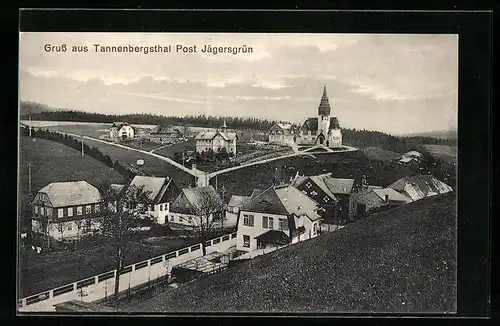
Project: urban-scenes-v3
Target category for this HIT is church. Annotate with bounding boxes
[296,85,343,148]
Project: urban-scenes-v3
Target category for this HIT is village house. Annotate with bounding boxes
[236,184,321,255]
[148,125,183,144]
[296,85,343,148]
[225,195,251,227]
[399,150,424,164]
[168,185,225,230]
[291,173,356,223]
[350,187,412,218]
[268,123,296,145]
[124,176,180,225]
[388,175,453,202]
[109,122,135,141]
[195,120,238,155]
[31,181,103,240]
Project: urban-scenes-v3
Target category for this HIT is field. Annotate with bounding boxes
[18,136,127,228]
[153,139,196,159]
[362,146,402,161]
[122,193,456,312]
[19,233,199,298]
[422,144,458,163]
[210,150,415,200]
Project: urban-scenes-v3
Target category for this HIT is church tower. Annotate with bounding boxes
[317,85,331,145]
[221,119,227,133]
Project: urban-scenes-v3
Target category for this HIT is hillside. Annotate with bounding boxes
[123,194,456,313]
[18,136,127,228]
[362,147,402,161]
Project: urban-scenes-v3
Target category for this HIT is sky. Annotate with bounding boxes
[19,33,458,135]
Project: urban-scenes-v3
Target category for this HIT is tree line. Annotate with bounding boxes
[20,126,137,180]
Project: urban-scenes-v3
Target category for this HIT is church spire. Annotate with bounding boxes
[318,84,331,116]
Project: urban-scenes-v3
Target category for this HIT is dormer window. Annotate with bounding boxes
[310,191,318,196]
[306,182,312,189]
[323,196,329,203]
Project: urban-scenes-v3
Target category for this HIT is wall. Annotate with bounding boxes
[329,128,342,148]
[153,202,170,225]
[18,232,237,312]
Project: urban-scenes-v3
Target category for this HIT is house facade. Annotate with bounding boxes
[292,173,356,222]
[110,122,135,141]
[125,176,180,225]
[296,85,343,148]
[195,121,237,155]
[236,185,321,253]
[268,123,296,145]
[168,185,224,229]
[31,181,103,240]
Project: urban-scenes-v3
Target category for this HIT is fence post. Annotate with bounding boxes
[94,276,99,284]
[49,290,54,299]
[73,282,77,292]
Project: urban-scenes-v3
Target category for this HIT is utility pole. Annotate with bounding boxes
[28,162,32,196]
[215,174,218,191]
[81,134,84,157]
[28,107,32,138]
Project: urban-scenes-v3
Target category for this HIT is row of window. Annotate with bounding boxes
[242,214,288,230]
[34,204,100,218]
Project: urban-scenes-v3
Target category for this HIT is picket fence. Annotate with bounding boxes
[18,232,237,312]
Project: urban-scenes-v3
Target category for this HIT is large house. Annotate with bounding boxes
[110,122,135,141]
[124,176,180,225]
[31,181,103,240]
[236,184,321,254]
[388,175,453,202]
[195,120,238,155]
[296,85,343,148]
[292,173,356,223]
[148,125,183,144]
[268,123,296,145]
[168,185,225,229]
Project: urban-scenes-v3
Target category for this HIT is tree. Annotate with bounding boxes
[179,187,225,256]
[100,183,154,297]
[55,222,66,242]
[74,219,84,243]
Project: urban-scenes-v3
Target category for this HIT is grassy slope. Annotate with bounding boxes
[125,194,456,313]
[422,145,458,163]
[211,151,415,201]
[362,146,402,161]
[18,137,127,225]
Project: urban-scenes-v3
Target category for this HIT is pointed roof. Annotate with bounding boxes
[318,85,331,116]
[222,119,227,129]
[126,176,174,204]
[35,181,102,207]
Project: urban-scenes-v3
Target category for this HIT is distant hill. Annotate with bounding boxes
[405,129,457,140]
[122,193,456,313]
[19,101,53,116]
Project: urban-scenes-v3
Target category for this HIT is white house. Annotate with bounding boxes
[110,122,135,141]
[168,185,224,230]
[195,120,238,155]
[268,123,295,145]
[31,181,104,240]
[236,184,321,254]
[388,175,453,202]
[124,176,180,225]
[226,195,251,227]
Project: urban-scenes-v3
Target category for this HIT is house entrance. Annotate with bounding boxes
[316,134,325,145]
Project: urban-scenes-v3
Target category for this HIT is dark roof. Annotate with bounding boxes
[111,122,130,129]
[124,194,456,312]
[300,117,341,132]
[388,175,453,202]
[255,230,290,245]
[150,125,182,136]
[126,176,175,204]
[170,186,223,215]
[318,85,331,116]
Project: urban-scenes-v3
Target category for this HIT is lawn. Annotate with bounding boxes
[77,137,196,188]
[422,144,458,163]
[122,193,456,313]
[362,146,402,161]
[19,233,200,298]
[153,139,196,159]
[210,150,415,201]
[18,136,127,227]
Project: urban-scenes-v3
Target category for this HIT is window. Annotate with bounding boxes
[310,191,318,196]
[77,206,83,215]
[47,207,53,216]
[170,215,174,222]
[278,218,288,230]
[323,196,330,203]
[306,182,312,189]
[262,216,273,229]
[313,223,318,236]
[68,207,73,217]
[86,205,91,214]
[243,235,250,248]
[243,214,254,227]
[160,204,163,211]
[95,204,100,213]
[67,224,72,231]
[58,209,63,218]
[34,206,38,214]
[40,207,45,216]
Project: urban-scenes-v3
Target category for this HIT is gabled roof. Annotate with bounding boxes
[321,176,355,195]
[271,123,292,130]
[403,151,423,158]
[150,125,182,136]
[300,117,341,131]
[195,131,237,141]
[126,176,173,204]
[111,122,130,129]
[108,184,126,199]
[35,181,102,207]
[170,186,223,215]
[318,85,331,116]
[241,185,320,221]
[372,188,412,203]
[228,195,250,208]
[308,176,340,202]
[388,175,453,202]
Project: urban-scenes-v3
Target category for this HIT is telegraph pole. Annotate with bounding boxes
[81,134,84,157]
[28,163,32,196]
[28,108,32,138]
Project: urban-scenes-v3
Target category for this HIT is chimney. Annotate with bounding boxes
[192,163,197,171]
[384,194,389,202]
